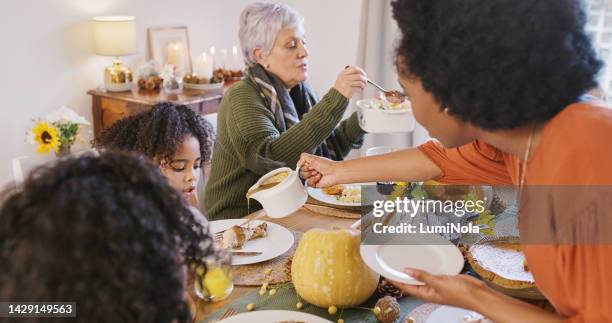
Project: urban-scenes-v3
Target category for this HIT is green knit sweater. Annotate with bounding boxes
[203,80,365,220]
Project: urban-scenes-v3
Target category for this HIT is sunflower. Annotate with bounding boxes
[30,122,60,154]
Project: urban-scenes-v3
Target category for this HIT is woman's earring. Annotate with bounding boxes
[443,107,450,114]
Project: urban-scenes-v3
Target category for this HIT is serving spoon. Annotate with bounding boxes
[365,78,407,102]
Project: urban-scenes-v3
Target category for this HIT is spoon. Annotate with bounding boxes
[343,66,407,101]
[366,78,407,102]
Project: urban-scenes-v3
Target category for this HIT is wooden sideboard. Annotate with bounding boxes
[87,87,224,136]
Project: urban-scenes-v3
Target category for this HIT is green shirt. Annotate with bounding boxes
[203,80,365,220]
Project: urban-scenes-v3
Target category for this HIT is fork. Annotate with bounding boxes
[216,308,237,321]
[214,218,254,240]
[214,213,266,240]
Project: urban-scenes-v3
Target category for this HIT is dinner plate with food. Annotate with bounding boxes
[211,219,294,266]
[307,184,362,208]
[217,310,331,323]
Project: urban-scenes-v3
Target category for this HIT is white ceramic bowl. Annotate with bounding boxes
[246,167,307,218]
[356,99,415,133]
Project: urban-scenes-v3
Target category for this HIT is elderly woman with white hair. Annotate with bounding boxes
[204,2,367,220]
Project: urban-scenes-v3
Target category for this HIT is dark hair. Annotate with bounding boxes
[391,0,602,130]
[94,102,214,165]
[0,152,218,323]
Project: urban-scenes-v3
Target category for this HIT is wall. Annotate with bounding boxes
[0,0,365,186]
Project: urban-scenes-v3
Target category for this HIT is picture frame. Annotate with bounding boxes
[147,26,193,73]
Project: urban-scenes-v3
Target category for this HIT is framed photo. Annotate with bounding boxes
[147,26,193,73]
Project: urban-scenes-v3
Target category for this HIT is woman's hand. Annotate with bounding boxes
[391,268,566,323]
[389,268,486,311]
[334,66,367,99]
[297,153,340,187]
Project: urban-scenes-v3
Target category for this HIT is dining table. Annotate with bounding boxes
[191,187,553,322]
[193,206,356,322]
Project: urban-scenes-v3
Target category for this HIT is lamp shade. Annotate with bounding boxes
[92,16,137,56]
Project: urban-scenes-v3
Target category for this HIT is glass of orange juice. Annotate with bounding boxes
[193,259,233,302]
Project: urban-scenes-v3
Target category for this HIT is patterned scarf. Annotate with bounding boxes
[247,64,344,160]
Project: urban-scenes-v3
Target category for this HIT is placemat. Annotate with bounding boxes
[203,283,423,323]
[230,230,303,286]
[303,204,361,219]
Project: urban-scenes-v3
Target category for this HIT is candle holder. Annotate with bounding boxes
[183,73,224,90]
[161,65,183,94]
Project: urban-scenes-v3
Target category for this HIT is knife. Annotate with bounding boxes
[230,251,263,256]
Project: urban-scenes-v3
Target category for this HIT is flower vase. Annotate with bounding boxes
[56,145,71,158]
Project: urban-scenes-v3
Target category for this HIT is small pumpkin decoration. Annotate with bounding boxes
[291,228,379,308]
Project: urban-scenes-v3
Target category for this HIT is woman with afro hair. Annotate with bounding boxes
[0,151,223,322]
[299,0,612,321]
[95,102,214,209]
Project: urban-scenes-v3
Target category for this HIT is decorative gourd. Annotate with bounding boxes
[291,228,379,308]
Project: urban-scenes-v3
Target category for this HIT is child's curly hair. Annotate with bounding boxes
[0,152,222,322]
[94,102,214,165]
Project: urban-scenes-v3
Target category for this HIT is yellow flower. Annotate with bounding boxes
[473,209,496,236]
[31,122,60,154]
[389,182,409,201]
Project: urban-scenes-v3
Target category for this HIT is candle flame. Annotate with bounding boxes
[233,46,238,55]
[210,46,216,55]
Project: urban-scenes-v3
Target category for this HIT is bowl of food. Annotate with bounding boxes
[246,167,307,218]
[356,96,415,133]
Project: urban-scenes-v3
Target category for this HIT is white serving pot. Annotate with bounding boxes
[356,99,416,133]
[246,167,308,218]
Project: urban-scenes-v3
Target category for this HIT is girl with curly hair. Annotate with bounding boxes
[0,151,222,322]
[95,102,214,209]
[300,0,612,321]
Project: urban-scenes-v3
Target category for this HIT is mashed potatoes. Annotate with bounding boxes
[337,186,361,203]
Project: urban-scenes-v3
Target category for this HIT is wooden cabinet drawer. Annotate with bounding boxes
[100,98,148,130]
[89,88,223,137]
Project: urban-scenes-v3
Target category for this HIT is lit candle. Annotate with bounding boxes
[210,46,216,70]
[196,52,213,79]
[167,42,177,66]
[167,42,185,72]
[195,52,205,77]
[221,48,228,70]
[232,45,239,71]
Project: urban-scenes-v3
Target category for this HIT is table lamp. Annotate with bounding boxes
[92,16,137,92]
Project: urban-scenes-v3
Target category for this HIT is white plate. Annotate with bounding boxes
[307,184,362,208]
[184,82,223,90]
[426,305,486,323]
[218,310,331,323]
[360,233,464,285]
[210,219,294,266]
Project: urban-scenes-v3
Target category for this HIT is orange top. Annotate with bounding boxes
[419,101,612,322]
